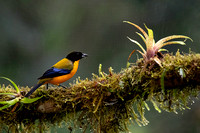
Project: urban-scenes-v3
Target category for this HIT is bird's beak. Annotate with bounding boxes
[82,53,88,58]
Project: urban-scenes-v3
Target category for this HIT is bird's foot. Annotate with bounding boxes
[58,84,67,89]
[46,83,49,89]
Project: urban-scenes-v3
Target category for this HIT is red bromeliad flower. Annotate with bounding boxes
[124,21,192,65]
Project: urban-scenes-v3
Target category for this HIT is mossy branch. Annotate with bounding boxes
[0,51,200,132]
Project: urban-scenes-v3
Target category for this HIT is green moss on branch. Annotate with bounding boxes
[0,52,200,133]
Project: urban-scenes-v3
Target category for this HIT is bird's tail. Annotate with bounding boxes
[25,83,44,97]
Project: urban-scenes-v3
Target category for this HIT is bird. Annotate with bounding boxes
[25,51,88,97]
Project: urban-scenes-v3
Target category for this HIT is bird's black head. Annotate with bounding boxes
[66,51,88,62]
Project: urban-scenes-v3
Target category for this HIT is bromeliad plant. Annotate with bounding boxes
[124,21,192,66]
[0,77,42,111]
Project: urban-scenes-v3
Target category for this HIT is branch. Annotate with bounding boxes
[0,51,200,133]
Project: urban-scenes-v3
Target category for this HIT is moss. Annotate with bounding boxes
[0,52,200,132]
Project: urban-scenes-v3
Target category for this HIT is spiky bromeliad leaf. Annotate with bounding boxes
[144,24,155,50]
[127,36,146,54]
[0,77,20,94]
[21,96,43,104]
[136,32,146,43]
[155,35,193,52]
[123,21,148,38]
[0,93,16,95]
[0,98,20,111]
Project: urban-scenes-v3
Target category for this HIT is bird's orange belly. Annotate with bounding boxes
[48,73,74,85]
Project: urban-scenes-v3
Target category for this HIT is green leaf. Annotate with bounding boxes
[123,21,148,38]
[136,32,146,44]
[0,104,11,110]
[158,49,168,52]
[144,24,154,39]
[127,36,146,54]
[0,98,19,105]
[0,98,19,110]
[0,101,10,104]
[0,77,20,94]
[156,35,192,50]
[20,96,43,104]
[162,41,186,47]
[0,93,16,95]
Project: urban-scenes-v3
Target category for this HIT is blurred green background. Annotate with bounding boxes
[0,0,199,132]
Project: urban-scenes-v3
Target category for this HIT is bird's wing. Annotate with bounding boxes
[38,67,72,79]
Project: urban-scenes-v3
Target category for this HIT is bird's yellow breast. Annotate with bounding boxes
[47,60,80,85]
